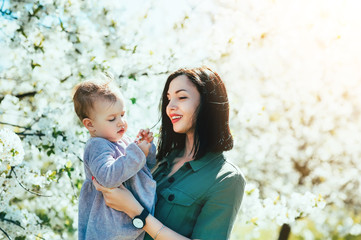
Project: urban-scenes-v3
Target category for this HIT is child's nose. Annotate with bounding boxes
[117,118,124,126]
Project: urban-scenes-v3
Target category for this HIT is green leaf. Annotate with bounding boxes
[15,236,26,240]
[11,148,19,156]
[128,73,136,81]
[31,60,41,69]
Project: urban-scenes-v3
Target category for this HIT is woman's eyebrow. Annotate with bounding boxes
[167,89,188,95]
[175,89,187,94]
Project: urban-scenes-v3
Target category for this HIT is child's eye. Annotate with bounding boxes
[108,118,115,122]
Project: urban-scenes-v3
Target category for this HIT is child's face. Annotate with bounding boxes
[89,98,128,142]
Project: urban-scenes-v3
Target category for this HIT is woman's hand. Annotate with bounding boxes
[93,178,194,240]
[92,177,143,218]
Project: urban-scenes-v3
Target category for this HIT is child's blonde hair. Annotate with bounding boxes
[72,73,122,121]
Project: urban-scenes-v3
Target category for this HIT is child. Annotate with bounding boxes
[72,76,157,240]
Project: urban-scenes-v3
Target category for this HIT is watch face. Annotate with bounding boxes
[133,218,144,229]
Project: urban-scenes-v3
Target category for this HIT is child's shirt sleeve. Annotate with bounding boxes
[85,138,146,188]
[146,142,157,170]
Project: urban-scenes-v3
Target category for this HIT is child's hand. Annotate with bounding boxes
[135,128,153,143]
[137,140,151,157]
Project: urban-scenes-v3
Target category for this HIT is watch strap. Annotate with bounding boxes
[132,207,149,229]
[138,208,149,222]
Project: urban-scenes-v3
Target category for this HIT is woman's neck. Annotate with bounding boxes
[183,131,195,160]
[167,131,195,177]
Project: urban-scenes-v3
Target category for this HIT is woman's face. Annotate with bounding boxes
[166,75,201,135]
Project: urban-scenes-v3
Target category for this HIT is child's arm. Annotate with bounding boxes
[86,138,146,188]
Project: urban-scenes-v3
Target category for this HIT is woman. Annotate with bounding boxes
[93,67,246,240]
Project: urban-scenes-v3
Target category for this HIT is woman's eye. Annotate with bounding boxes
[179,96,187,100]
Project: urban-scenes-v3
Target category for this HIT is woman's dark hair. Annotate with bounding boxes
[156,66,233,162]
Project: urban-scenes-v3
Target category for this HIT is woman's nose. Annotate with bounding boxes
[167,99,177,110]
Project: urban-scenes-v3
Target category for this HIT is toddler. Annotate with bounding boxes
[73,76,156,240]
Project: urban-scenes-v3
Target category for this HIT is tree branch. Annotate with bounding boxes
[0,226,12,240]
[278,223,291,240]
[0,91,37,102]
[0,121,30,130]
[16,132,45,137]
[72,152,83,162]
[1,217,47,239]
[16,91,37,99]
[0,0,17,20]
[1,218,25,230]
[66,168,78,200]
[10,167,52,197]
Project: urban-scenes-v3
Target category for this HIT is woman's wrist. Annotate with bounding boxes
[128,201,144,219]
[142,214,190,240]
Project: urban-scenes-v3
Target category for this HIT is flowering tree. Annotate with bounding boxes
[0,0,360,239]
[219,1,361,239]
[0,126,51,239]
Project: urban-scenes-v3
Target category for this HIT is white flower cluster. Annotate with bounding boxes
[240,183,326,227]
[0,128,24,170]
[1,0,361,239]
[0,128,53,238]
[0,205,43,239]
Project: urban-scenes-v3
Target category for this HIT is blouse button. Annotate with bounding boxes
[168,177,175,183]
[168,194,175,201]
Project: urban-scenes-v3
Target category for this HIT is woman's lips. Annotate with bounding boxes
[171,117,181,124]
[170,115,182,124]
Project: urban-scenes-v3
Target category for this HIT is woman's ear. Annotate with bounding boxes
[82,118,95,132]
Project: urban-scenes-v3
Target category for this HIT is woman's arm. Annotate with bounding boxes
[92,178,200,240]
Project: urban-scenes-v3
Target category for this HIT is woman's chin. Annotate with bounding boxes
[173,127,182,134]
[172,127,189,134]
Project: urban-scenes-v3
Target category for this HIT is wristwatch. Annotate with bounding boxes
[132,208,149,229]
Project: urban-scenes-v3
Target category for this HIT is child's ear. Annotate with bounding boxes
[82,118,95,132]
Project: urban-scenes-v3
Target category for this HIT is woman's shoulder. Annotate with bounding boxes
[210,152,246,187]
[221,155,244,175]
[195,152,245,203]
[189,151,246,187]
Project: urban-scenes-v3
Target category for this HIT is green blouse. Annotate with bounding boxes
[143,151,246,240]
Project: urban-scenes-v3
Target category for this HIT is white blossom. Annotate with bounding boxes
[0,128,24,167]
[1,0,361,239]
